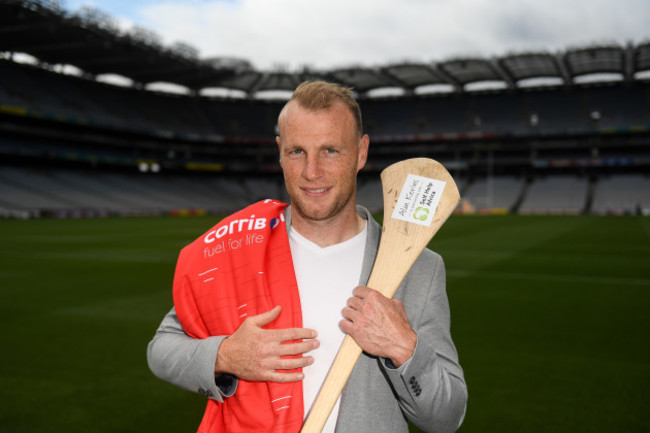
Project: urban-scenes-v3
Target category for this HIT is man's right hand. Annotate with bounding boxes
[214,305,319,383]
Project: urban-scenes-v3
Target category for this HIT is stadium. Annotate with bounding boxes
[2,0,650,218]
[1,0,649,432]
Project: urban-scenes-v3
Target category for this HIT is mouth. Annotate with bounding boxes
[301,186,331,196]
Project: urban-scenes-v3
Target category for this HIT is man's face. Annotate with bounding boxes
[276,101,368,224]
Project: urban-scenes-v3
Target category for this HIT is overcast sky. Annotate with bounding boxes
[67,0,650,71]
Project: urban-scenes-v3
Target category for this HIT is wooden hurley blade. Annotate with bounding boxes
[368,157,460,297]
[301,158,460,433]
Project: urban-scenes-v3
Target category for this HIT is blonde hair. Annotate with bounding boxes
[285,80,363,137]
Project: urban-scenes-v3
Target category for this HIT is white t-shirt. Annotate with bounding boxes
[289,223,367,433]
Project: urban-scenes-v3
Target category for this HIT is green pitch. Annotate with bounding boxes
[1,215,648,432]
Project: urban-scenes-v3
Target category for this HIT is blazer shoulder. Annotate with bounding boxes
[416,247,443,267]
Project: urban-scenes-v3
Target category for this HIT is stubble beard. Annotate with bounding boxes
[289,182,357,224]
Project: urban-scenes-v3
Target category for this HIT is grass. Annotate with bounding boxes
[1,215,649,432]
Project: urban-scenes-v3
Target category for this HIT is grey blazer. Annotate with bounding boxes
[147,205,467,433]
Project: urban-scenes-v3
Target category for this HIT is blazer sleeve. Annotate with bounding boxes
[380,251,467,433]
[146,307,238,401]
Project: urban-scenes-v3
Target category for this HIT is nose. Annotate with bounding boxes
[302,154,323,181]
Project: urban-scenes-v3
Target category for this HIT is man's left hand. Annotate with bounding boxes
[339,286,417,367]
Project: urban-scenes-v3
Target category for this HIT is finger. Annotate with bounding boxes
[274,355,315,371]
[250,305,282,327]
[265,370,306,383]
[341,306,360,324]
[354,285,381,299]
[275,327,318,342]
[346,296,363,310]
[339,318,352,334]
[352,286,371,298]
[278,339,320,357]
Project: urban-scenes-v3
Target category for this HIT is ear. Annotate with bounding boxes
[276,136,284,168]
[356,134,369,172]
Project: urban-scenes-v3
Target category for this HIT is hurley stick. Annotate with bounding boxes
[300,158,460,433]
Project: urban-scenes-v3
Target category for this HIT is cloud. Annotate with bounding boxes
[131,0,650,69]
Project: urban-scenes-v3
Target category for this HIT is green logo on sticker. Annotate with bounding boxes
[413,207,429,221]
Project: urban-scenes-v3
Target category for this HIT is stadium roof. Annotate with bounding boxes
[2,0,649,97]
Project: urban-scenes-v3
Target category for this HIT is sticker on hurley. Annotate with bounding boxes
[391,174,446,227]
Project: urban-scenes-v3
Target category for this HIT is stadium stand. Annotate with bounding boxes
[1,0,649,218]
[356,178,384,213]
[0,164,288,218]
[591,174,650,215]
[461,177,525,213]
[518,176,590,215]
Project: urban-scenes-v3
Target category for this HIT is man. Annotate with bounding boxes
[147,81,467,433]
